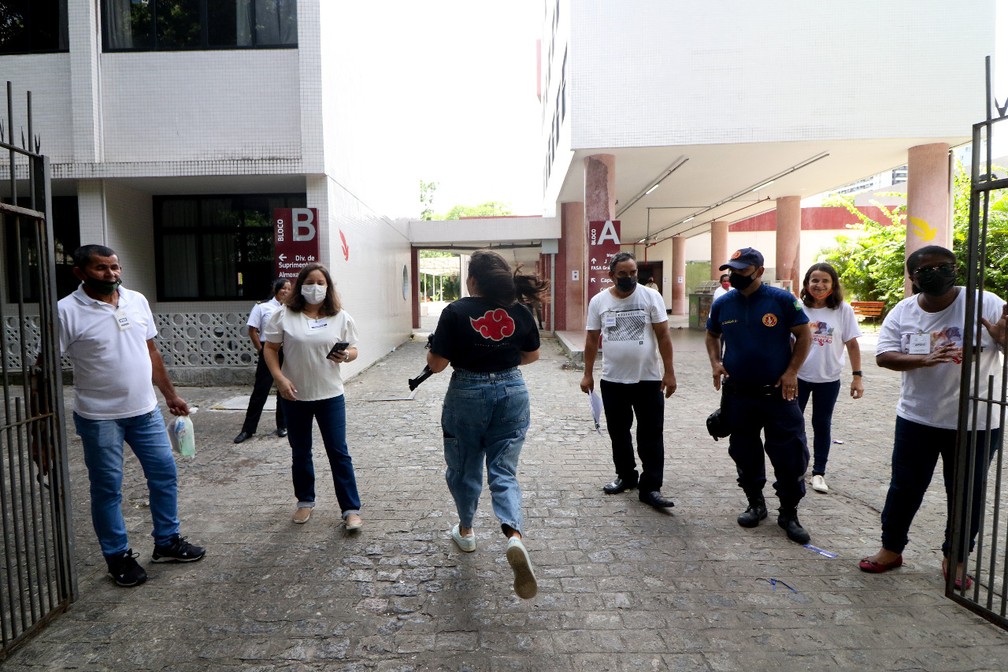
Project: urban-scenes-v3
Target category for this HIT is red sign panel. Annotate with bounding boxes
[587,220,621,300]
[274,208,321,280]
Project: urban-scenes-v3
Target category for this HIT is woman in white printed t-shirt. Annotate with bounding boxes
[796,263,863,495]
[263,263,363,531]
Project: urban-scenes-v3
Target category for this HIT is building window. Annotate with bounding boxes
[102,0,297,52]
[0,0,69,54]
[154,193,306,301]
[4,196,80,302]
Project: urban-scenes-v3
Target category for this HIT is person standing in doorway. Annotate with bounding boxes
[263,263,363,531]
[58,245,206,587]
[705,247,813,544]
[796,263,863,494]
[581,252,678,510]
[234,278,290,443]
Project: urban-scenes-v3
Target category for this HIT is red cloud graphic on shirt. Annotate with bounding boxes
[470,309,515,341]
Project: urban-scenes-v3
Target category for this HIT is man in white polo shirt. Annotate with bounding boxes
[58,244,206,587]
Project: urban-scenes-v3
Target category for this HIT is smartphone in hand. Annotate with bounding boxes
[328,341,350,360]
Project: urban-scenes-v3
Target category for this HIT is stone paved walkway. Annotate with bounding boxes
[5,328,1008,671]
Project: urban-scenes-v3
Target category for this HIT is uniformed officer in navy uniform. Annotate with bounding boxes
[704,247,813,544]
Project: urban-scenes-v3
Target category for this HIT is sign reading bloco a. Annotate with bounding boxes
[587,220,621,300]
[274,208,320,280]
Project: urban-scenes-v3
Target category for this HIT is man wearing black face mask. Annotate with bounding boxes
[581,252,677,509]
[705,247,813,544]
[57,245,206,587]
[860,245,1008,588]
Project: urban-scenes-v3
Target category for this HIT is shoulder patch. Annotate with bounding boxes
[794,299,803,311]
[762,313,778,327]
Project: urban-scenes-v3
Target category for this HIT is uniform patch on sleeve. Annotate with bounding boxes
[793,299,803,311]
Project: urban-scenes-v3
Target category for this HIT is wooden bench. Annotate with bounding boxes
[850,301,885,320]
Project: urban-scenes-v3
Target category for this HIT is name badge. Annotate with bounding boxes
[908,332,930,355]
[115,308,131,331]
[309,318,328,330]
[603,314,617,328]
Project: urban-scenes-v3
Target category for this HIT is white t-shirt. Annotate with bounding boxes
[263,307,360,401]
[712,286,730,301]
[798,303,862,383]
[876,288,1005,429]
[586,285,668,383]
[247,297,284,333]
[58,285,159,420]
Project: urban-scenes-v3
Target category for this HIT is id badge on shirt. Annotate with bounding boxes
[114,308,131,331]
[908,332,930,355]
[309,318,329,330]
[603,313,617,328]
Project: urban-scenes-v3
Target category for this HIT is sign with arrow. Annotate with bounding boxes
[587,220,620,300]
[274,208,321,280]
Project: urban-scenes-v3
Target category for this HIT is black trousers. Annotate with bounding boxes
[599,379,665,492]
[242,350,285,434]
[722,384,809,509]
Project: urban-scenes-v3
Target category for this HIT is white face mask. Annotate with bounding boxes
[301,284,327,305]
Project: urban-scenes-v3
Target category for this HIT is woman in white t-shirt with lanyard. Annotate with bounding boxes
[263,263,362,531]
[796,263,863,495]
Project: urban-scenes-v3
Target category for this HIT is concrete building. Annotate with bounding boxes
[541,0,1000,328]
[1,0,413,383]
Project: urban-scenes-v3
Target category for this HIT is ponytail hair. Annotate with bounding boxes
[467,250,549,308]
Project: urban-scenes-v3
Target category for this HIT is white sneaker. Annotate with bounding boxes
[505,537,538,599]
[451,524,476,552]
[811,474,829,494]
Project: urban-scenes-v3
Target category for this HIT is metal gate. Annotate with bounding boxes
[0,82,76,660]
[948,58,1008,629]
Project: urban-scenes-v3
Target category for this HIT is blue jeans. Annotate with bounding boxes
[73,410,179,557]
[880,416,1001,556]
[797,378,841,475]
[282,395,361,516]
[442,368,530,536]
[599,379,665,492]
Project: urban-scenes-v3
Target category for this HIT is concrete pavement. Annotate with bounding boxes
[5,327,1008,671]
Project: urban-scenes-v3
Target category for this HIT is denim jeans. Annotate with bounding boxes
[880,416,1001,556]
[599,379,665,492]
[722,386,809,509]
[797,378,841,475]
[442,368,529,536]
[242,349,285,434]
[282,395,360,516]
[73,410,179,557]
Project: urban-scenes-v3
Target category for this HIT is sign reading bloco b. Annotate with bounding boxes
[274,208,320,280]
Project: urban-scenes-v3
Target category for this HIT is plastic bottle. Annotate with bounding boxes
[167,410,197,457]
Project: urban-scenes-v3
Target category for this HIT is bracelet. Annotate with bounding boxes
[852,370,863,376]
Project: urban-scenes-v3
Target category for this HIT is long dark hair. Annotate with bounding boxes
[800,262,843,309]
[270,278,290,299]
[468,250,548,307]
[285,263,342,316]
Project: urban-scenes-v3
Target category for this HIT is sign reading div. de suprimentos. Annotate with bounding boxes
[587,219,621,300]
[274,208,320,280]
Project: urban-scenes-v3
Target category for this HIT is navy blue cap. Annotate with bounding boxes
[719,247,764,271]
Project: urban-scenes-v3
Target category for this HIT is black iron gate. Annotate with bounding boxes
[0,82,76,660]
[948,58,1008,629]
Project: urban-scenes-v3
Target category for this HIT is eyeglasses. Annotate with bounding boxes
[912,263,955,276]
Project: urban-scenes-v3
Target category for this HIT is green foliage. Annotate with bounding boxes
[819,164,1008,313]
[419,180,438,221]
[442,201,512,220]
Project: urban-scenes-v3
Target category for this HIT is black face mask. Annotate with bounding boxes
[728,271,755,291]
[914,265,956,296]
[83,276,121,296]
[615,276,637,292]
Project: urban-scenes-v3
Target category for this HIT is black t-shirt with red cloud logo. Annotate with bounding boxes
[431,297,540,373]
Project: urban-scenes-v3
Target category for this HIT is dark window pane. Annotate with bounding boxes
[207,0,238,47]
[0,1,29,54]
[156,0,201,49]
[201,233,238,297]
[4,196,80,301]
[254,0,296,46]
[161,234,199,297]
[203,198,241,228]
[0,0,63,54]
[160,199,198,228]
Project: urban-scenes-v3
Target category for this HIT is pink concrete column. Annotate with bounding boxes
[906,143,952,294]
[710,220,728,278]
[584,154,616,224]
[671,235,686,315]
[560,201,586,331]
[775,196,801,295]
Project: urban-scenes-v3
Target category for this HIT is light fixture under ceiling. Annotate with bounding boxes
[616,155,689,218]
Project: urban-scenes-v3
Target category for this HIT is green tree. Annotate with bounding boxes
[419,180,438,221]
[442,201,512,220]
[819,164,1008,312]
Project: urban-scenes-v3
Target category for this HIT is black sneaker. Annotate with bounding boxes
[778,510,811,544]
[151,535,206,563]
[106,549,147,587]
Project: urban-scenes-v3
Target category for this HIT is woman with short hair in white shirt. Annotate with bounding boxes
[263,263,362,531]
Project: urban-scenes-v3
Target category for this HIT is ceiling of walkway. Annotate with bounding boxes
[556,136,968,249]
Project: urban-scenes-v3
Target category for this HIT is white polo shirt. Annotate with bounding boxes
[58,285,159,420]
[247,297,283,333]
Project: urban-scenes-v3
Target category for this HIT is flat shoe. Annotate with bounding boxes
[344,513,363,531]
[506,537,538,599]
[943,561,974,590]
[858,555,903,573]
[292,507,312,524]
[451,524,476,552]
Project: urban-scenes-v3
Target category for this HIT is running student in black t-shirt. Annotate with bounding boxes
[426,250,548,600]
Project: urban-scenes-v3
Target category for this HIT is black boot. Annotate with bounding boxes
[778,508,811,544]
[737,495,767,528]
